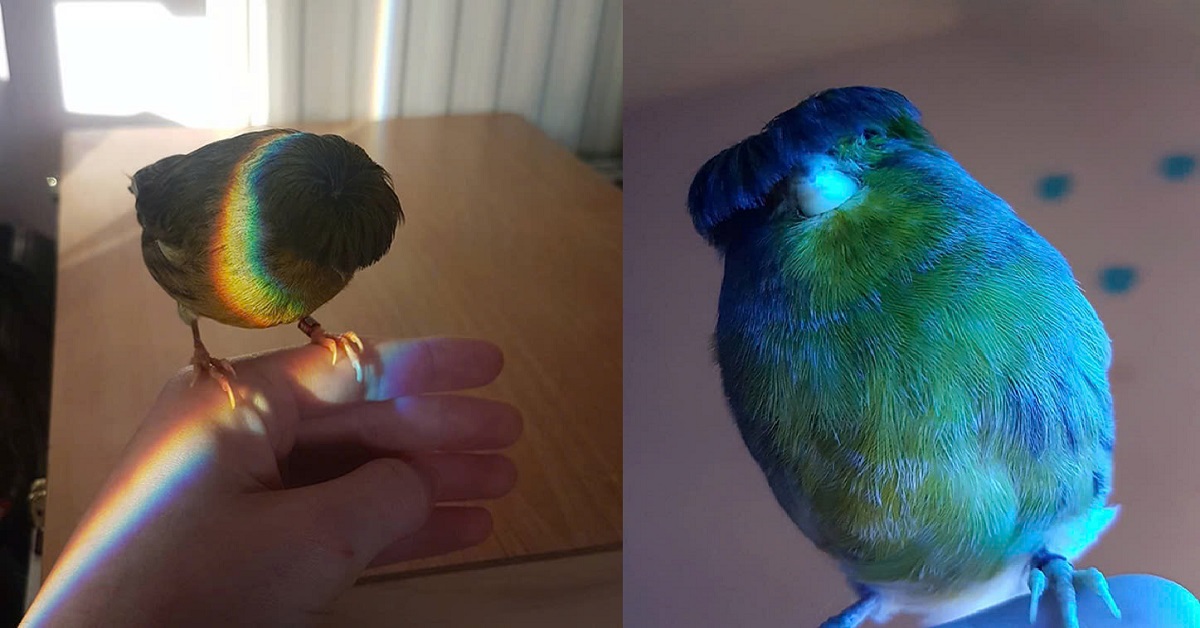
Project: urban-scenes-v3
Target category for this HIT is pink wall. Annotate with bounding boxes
[624,25,1200,627]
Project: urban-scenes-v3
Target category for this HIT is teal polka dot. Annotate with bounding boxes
[1100,266,1138,294]
[1037,174,1072,201]
[1160,154,1196,181]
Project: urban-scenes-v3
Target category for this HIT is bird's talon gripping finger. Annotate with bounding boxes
[1027,553,1114,628]
[1077,567,1121,619]
[305,324,363,376]
[344,330,364,353]
[217,358,236,378]
[313,336,338,365]
[1029,569,1047,623]
[819,585,878,628]
[1048,561,1079,628]
[218,377,235,409]
[190,355,238,408]
[338,336,363,382]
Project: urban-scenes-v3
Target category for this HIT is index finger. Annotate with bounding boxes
[157,336,503,465]
[242,336,505,418]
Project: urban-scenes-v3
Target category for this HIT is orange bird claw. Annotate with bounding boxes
[306,326,364,382]
[191,353,237,408]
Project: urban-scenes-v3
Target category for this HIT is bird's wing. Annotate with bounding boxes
[132,153,191,248]
[993,225,1117,539]
[133,152,231,266]
[134,129,294,257]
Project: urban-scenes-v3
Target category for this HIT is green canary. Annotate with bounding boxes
[688,86,1120,627]
[131,129,403,405]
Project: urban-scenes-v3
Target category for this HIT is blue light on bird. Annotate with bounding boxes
[1100,266,1138,294]
[1159,154,1196,181]
[1037,174,1073,201]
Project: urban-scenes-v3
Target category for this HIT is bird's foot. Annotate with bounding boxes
[190,347,236,408]
[1028,550,1120,628]
[820,587,879,628]
[301,318,364,382]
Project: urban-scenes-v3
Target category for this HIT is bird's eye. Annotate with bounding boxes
[862,128,882,142]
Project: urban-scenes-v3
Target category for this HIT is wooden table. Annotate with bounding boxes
[44,114,622,621]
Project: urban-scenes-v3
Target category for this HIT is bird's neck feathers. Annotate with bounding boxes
[723,166,968,314]
[779,183,957,298]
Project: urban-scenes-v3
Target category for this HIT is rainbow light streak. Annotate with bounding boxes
[21,395,268,626]
[370,0,396,120]
[212,133,308,327]
[288,343,385,405]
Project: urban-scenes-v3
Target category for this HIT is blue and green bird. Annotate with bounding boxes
[688,86,1121,627]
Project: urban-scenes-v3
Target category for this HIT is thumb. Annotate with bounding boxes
[289,457,434,571]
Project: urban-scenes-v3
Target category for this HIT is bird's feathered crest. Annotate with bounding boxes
[688,86,921,244]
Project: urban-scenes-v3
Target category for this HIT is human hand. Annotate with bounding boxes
[23,337,522,628]
[937,574,1200,627]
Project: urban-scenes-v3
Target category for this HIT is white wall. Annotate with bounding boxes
[267,0,622,156]
[625,22,1200,627]
[47,0,622,157]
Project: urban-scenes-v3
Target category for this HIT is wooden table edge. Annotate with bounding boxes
[356,542,625,586]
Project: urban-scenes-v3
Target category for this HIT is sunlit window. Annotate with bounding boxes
[0,3,10,82]
[53,1,267,127]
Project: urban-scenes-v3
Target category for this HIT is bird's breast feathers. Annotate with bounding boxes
[143,231,347,329]
[715,230,1115,592]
